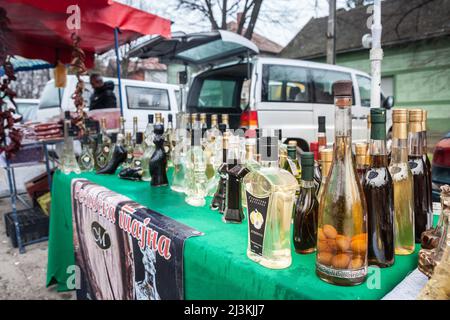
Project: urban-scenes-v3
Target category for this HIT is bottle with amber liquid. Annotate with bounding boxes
[294,152,318,254]
[355,143,368,187]
[317,148,333,205]
[421,110,433,227]
[316,80,368,286]
[389,109,415,255]
[408,109,429,242]
[364,108,394,267]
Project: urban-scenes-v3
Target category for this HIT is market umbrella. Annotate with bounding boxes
[0,0,171,68]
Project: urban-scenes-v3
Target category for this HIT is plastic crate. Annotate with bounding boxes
[4,207,49,248]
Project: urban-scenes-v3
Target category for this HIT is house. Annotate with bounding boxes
[281,0,450,143]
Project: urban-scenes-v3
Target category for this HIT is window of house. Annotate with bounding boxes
[262,65,310,103]
[311,69,352,104]
[126,86,170,110]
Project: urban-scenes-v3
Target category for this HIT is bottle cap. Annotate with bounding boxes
[136,132,143,144]
[64,111,71,120]
[221,114,229,123]
[301,152,314,181]
[218,123,227,133]
[211,114,218,122]
[200,113,207,121]
[318,116,326,133]
[370,108,386,123]
[309,141,319,160]
[148,114,154,124]
[408,109,422,122]
[260,136,278,162]
[332,80,353,97]
[421,109,427,131]
[111,132,118,143]
[155,113,162,122]
[288,140,297,147]
[168,113,173,122]
[392,109,408,123]
[191,113,197,122]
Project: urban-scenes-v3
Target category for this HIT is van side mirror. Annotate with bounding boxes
[383,96,394,109]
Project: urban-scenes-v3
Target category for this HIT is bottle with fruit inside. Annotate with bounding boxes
[316,80,368,286]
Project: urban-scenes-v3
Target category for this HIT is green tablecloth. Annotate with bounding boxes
[47,169,424,300]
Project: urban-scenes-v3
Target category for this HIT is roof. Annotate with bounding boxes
[227,21,283,54]
[281,0,450,59]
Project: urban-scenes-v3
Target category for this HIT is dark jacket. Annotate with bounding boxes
[89,81,117,110]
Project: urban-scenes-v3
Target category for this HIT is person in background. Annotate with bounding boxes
[89,73,117,110]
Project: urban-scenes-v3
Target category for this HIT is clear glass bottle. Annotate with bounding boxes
[421,110,433,227]
[221,114,229,130]
[60,111,81,174]
[119,116,126,135]
[100,117,111,146]
[277,129,288,169]
[185,129,207,207]
[78,135,95,172]
[389,109,415,255]
[132,132,145,169]
[316,80,368,286]
[243,136,298,269]
[294,152,319,254]
[317,148,333,205]
[123,132,134,169]
[132,116,138,146]
[94,133,108,171]
[144,114,155,148]
[310,141,322,193]
[408,109,429,242]
[355,143,368,187]
[318,116,327,152]
[283,141,301,185]
[171,114,189,192]
[164,114,175,167]
[364,108,395,268]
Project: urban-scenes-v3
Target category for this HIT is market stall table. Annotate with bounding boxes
[47,169,428,300]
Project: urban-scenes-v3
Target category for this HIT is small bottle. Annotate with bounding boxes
[364,108,395,268]
[317,148,333,205]
[421,110,433,227]
[355,143,368,186]
[283,140,301,185]
[123,132,134,169]
[61,111,81,174]
[191,113,199,130]
[78,135,95,172]
[277,129,288,169]
[389,109,415,255]
[119,116,126,135]
[132,116,138,145]
[316,80,368,286]
[164,114,175,167]
[318,116,327,152]
[243,136,298,269]
[185,129,207,207]
[294,152,319,254]
[171,114,190,192]
[211,129,232,212]
[408,109,429,242]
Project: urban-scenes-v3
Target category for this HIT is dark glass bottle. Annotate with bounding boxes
[421,110,433,226]
[310,142,322,193]
[294,152,319,254]
[364,108,394,268]
[408,109,429,242]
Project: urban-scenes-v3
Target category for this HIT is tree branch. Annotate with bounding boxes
[244,0,263,39]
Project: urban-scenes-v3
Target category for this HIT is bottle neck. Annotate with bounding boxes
[334,99,352,138]
[302,165,314,181]
[287,147,297,160]
[261,160,278,168]
[421,130,428,155]
[391,137,409,164]
[408,131,423,156]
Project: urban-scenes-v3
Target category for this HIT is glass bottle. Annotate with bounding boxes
[277,129,288,169]
[95,133,109,171]
[211,130,232,212]
[408,109,429,242]
[317,148,333,205]
[164,114,175,167]
[119,116,126,135]
[123,132,134,169]
[421,110,433,226]
[243,136,298,269]
[364,108,395,267]
[100,117,111,147]
[365,114,371,168]
[171,114,189,192]
[132,116,138,146]
[191,113,199,130]
[221,114,229,130]
[316,80,368,286]
[283,141,301,185]
[78,135,95,172]
[60,111,81,174]
[310,141,322,193]
[318,116,327,152]
[355,143,368,187]
[132,132,145,169]
[241,139,260,209]
[294,152,319,254]
[144,114,155,148]
[185,129,207,207]
[389,109,415,255]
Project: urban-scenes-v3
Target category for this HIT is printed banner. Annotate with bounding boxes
[71,179,202,300]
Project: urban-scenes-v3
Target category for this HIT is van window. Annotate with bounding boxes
[311,69,352,104]
[357,75,371,107]
[39,82,64,109]
[262,65,310,103]
[198,79,236,108]
[126,86,170,110]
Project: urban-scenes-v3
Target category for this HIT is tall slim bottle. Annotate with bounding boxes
[355,143,368,186]
[389,109,415,255]
[316,80,368,286]
[293,152,319,254]
[119,116,126,135]
[421,110,433,226]
[132,116,138,145]
[364,108,394,267]
[185,129,207,207]
[283,141,301,185]
[243,136,298,269]
[408,109,429,242]
[164,114,175,167]
[310,141,322,192]
[318,116,327,152]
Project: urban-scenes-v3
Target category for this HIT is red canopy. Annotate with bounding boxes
[0,0,171,68]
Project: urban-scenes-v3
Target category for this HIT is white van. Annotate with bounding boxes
[38,75,181,131]
[129,30,394,151]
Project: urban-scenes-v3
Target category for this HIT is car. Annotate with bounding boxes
[129,30,394,151]
[4,98,40,123]
[431,131,450,202]
[38,75,181,131]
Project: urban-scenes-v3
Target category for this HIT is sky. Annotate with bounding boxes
[118,0,355,47]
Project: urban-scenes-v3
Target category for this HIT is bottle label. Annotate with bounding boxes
[246,191,269,256]
[96,154,107,167]
[133,159,142,168]
[316,262,367,279]
[82,155,92,165]
[287,158,297,175]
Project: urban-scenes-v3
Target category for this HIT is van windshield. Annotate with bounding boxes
[39,82,64,109]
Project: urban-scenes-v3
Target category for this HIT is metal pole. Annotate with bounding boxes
[114,27,124,116]
[326,0,336,65]
[370,0,383,109]
[5,160,25,253]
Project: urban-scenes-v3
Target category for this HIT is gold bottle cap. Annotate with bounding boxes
[221,114,229,124]
[392,109,408,123]
[355,143,367,156]
[211,114,218,126]
[126,132,131,140]
[422,109,427,131]
[408,109,423,122]
[367,114,371,129]
[190,113,198,123]
[200,113,207,123]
